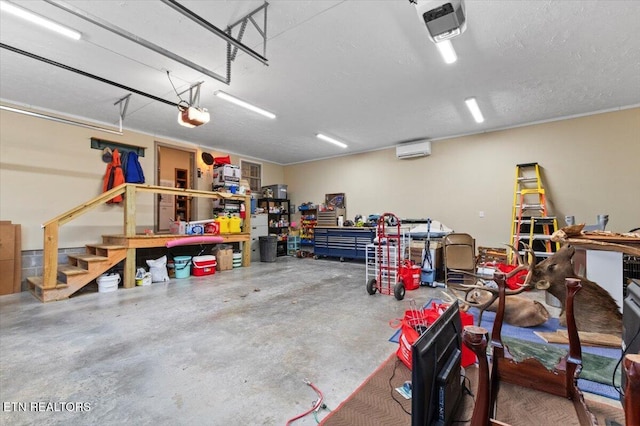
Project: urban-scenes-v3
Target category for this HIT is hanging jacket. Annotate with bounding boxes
[102,148,125,203]
[124,151,145,184]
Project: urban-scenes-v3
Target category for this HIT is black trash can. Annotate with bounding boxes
[259,236,277,262]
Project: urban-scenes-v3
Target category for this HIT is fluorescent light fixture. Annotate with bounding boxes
[435,39,457,64]
[0,0,81,40]
[316,133,347,149]
[214,90,276,119]
[465,97,485,123]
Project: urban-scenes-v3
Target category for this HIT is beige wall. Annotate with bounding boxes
[284,108,640,248]
[0,107,284,250]
[2,106,637,251]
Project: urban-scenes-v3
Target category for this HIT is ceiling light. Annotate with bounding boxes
[317,133,348,149]
[0,0,81,40]
[214,91,276,119]
[465,97,485,123]
[435,40,457,64]
[178,106,210,128]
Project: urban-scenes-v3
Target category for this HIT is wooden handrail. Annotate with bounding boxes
[42,183,128,228]
[40,183,251,289]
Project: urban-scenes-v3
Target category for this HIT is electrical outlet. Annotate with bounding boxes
[479,211,485,218]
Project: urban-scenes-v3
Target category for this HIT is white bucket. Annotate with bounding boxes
[97,273,120,293]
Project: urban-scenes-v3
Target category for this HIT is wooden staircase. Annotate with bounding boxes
[28,243,126,302]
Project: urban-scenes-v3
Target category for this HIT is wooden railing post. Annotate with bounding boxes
[42,223,59,289]
[123,184,137,288]
[124,184,137,236]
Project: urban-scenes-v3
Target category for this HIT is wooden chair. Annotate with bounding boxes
[462,274,601,426]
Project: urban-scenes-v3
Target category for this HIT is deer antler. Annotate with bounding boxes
[504,243,539,289]
[446,261,536,325]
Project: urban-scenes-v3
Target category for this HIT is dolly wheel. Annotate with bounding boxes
[366,278,377,295]
[394,281,406,300]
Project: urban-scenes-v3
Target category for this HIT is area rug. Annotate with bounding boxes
[320,352,625,426]
[388,300,624,399]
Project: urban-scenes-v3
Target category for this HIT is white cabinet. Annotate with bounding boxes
[250,214,268,262]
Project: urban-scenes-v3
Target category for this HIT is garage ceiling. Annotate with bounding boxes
[1,0,639,165]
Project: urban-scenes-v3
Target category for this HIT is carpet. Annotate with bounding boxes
[320,352,625,426]
[388,301,624,399]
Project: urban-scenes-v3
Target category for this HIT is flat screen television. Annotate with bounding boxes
[621,279,640,403]
[411,301,463,426]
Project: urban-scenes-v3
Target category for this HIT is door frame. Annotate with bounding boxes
[155,142,197,233]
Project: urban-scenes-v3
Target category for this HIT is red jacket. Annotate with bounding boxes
[102,149,125,203]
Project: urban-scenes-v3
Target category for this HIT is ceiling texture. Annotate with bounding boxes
[1,0,639,165]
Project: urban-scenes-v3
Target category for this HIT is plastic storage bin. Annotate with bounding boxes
[259,236,277,262]
[232,252,242,268]
[287,235,300,255]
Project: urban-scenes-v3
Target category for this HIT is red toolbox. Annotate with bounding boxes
[192,255,216,276]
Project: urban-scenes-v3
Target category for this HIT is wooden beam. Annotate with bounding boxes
[42,223,59,289]
[102,233,250,249]
[123,248,136,289]
[124,185,136,236]
[133,184,246,201]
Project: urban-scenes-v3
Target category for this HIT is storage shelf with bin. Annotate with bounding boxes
[257,198,290,257]
[174,168,190,221]
[298,203,318,247]
[287,235,301,256]
[212,198,241,217]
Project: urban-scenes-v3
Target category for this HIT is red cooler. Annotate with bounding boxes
[192,255,217,276]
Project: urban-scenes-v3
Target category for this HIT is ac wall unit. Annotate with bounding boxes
[396,140,432,159]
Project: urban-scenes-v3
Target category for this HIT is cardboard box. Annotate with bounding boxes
[170,220,187,235]
[214,248,233,271]
[409,243,442,269]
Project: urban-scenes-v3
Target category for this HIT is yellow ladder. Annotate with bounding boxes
[509,163,560,263]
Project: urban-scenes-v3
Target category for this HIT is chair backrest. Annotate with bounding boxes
[443,233,476,271]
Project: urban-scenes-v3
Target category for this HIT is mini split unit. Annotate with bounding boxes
[396,140,432,159]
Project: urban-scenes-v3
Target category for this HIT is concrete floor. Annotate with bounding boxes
[0,257,448,426]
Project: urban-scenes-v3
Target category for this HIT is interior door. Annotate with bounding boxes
[155,143,196,232]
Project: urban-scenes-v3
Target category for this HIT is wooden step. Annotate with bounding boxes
[86,244,126,257]
[86,244,126,250]
[27,276,69,303]
[67,253,109,263]
[27,276,68,289]
[58,264,90,276]
[67,253,110,273]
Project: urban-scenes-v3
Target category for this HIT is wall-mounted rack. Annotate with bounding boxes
[90,137,145,157]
